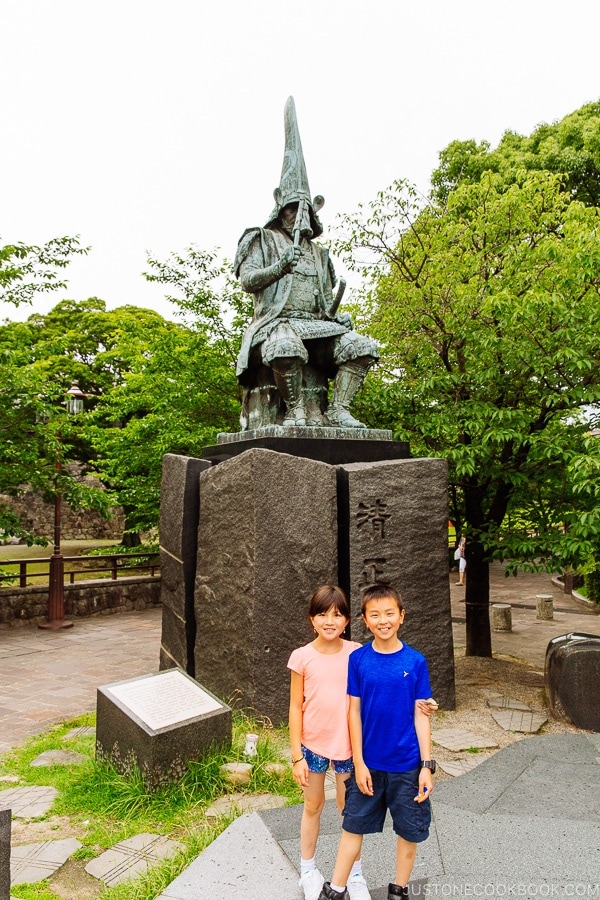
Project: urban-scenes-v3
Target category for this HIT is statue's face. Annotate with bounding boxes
[281,203,299,227]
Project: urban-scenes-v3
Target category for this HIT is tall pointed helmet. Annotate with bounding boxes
[266,96,325,238]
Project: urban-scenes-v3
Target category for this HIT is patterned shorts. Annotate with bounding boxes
[301,744,354,774]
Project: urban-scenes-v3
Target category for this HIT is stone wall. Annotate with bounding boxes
[0,577,160,628]
[1,474,124,542]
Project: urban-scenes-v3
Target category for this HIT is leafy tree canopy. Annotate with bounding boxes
[0,236,88,306]
[431,100,600,206]
[335,170,600,654]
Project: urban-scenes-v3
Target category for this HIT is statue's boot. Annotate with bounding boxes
[325,362,368,428]
[272,361,306,426]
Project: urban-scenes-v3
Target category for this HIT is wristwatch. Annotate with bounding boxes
[420,759,437,774]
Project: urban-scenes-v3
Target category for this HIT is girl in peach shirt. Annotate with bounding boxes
[288,585,367,900]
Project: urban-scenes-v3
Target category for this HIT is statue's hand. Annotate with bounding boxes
[278,245,302,274]
[335,312,353,328]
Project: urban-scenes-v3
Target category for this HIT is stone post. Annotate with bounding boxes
[536,594,554,620]
[492,603,512,632]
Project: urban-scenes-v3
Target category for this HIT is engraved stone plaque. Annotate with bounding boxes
[96,669,231,788]
[108,669,222,731]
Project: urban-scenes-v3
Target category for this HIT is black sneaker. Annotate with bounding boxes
[388,884,409,899]
[318,882,350,900]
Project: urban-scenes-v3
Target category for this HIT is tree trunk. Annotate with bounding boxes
[464,540,492,656]
[463,481,493,657]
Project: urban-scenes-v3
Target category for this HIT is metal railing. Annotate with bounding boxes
[0,552,160,588]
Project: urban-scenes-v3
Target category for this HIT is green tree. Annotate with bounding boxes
[0,347,110,543]
[85,247,247,539]
[0,236,88,306]
[0,232,105,543]
[431,100,600,206]
[335,172,600,655]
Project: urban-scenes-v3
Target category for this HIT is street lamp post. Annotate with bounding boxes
[39,381,86,631]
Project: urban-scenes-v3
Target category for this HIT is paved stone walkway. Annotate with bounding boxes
[0,607,162,754]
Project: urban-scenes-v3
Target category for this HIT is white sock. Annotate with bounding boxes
[331,884,346,894]
[350,860,363,878]
[300,856,317,875]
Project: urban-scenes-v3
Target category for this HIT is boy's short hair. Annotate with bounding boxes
[309,584,351,619]
[360,584,404,617]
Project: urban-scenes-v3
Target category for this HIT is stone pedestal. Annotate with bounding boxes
[545,632,600,731]
[159,454,211,674]
[159,438,456,724]
[203,426,409,466]
[536,594,554,620]
[0,807,10,900]
[341,458,455,709]
[492,603,512,631]
[194,449,339,723]
[96,669,232,788]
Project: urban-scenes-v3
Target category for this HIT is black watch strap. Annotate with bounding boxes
[420,759,436,774]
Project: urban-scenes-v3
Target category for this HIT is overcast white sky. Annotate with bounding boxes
[2,0,599,324]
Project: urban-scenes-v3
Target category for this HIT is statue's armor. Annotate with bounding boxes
[252,239,349,362]
[282,247,320,315]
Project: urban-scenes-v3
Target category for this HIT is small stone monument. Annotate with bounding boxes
[0,808,10,900]
[96,669,231,788]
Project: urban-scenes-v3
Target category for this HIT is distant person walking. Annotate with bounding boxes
[455,534,466,586]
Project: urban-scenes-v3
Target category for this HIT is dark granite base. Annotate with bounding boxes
[203,435,410,466]
[0,807,10,900]
[96,671,232,789]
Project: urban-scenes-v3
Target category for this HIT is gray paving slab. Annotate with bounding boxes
[431,800,600,881]
[85,833,184,886]
[0,786,57,818]
[10,838,82,885]
[485,696,532,710]
[433,733,600,817]
[278,818,442,891]
[205,792,287,818]
[29,749,87,767]
[63,726,96,740]
[432,727,499,751]
[437,753,494,777]
[490,708,547,732]
[154,813,302,900]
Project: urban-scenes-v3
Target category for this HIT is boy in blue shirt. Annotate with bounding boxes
[318,584,436,900]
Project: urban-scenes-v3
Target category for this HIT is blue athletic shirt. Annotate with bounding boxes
[347,641,432,773]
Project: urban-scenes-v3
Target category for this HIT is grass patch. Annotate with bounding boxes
[11,884,64,900]
[1,710,301,899]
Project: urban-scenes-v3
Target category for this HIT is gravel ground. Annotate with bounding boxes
[433,651,583,781]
